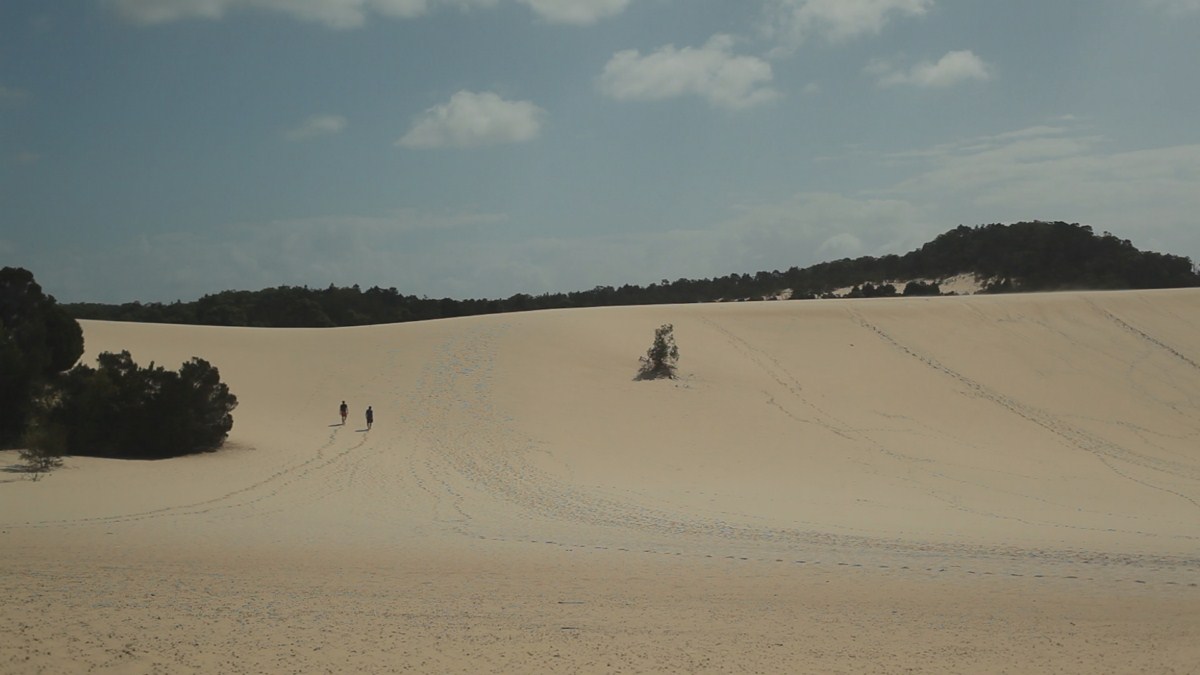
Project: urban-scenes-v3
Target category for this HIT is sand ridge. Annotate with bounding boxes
[3,289,1199,672]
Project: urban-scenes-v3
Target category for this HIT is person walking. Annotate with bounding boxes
[365,405,373,430]
[339,400,348,425]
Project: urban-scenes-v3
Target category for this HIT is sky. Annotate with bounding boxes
[2,0,1199,304]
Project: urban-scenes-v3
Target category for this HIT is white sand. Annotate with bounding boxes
[3,289,1198,673]
[830,272,988,297]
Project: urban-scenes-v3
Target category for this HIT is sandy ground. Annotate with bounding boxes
[2,289,1198,673]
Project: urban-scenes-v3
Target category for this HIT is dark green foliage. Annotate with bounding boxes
[903,281,942,296]
[845,283,898,299]
[4,268,237,463]
[62,222,1200,328]
[636,324,680,381]
[1,267,85,445]
[39,350,238,460]
[780,223,1198,298]
[912,222,1198,292]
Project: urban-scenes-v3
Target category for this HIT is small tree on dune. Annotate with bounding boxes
[636,323,680,380]
[19,417,67,479]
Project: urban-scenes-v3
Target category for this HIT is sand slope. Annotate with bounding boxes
[3,289,1199,673]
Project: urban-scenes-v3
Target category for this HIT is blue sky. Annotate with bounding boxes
[2,0,1198,303]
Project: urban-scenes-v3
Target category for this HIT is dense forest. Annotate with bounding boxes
[65,221,1199,328]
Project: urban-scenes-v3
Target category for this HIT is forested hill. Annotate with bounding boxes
[66,221,1199,328]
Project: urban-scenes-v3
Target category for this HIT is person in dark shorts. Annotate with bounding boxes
[365,406,373,430]
[340,400,348,425]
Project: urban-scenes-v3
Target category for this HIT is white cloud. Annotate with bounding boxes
[868,50,991,87]
[516,0,630,24]
[104,0,499,28]
[397,91,546,148]
[597,35,779,110]
[764,0,933,50]
[284,114,348,141]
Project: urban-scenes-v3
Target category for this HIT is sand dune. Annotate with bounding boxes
[3,289,1199,673]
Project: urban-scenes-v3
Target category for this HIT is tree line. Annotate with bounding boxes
[64,221,1199,328]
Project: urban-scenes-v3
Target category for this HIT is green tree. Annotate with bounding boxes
[636,324,680,380]
[902,281,941,296]
[0,267,84,445]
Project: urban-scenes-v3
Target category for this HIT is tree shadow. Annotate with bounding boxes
[1,462,38,474]
[1,460,47,482]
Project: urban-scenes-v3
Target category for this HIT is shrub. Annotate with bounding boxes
[41,350,238,459]
[902,280,942,296]
[19,418,67,476]
[636,323,680,380]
